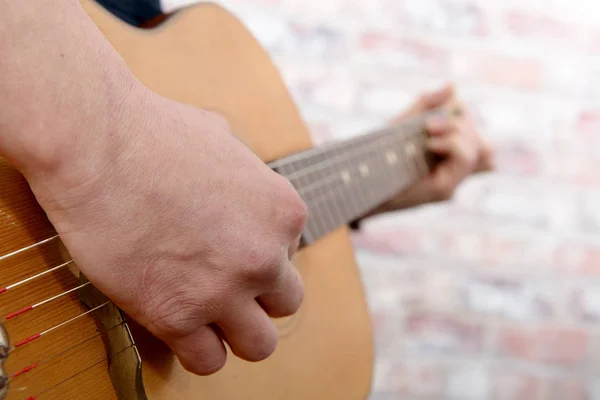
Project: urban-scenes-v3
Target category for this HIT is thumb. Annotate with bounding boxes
[419,84,456,111]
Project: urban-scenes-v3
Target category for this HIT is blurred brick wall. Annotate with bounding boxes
[216,0,600,398]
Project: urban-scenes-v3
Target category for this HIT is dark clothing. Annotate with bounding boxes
[95,0,163,27]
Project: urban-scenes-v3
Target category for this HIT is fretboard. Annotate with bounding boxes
[270,110,445,245]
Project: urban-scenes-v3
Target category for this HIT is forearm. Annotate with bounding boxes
[0,0,137,177]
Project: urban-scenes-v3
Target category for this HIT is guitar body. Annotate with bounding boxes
[0,2,374,399]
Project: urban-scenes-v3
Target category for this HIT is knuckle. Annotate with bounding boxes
[245,249,283,286]
[276,182,309,236]
[148,288,219,338]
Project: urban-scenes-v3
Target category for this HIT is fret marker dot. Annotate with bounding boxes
[341,170,352,184]
[386,151,398,165]
[359,164,369,177]
[405,142,416,156]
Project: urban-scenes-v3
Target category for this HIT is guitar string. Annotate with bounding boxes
[295,132,426,199]
[1,147,411,391]
[0,111,445,397]
[13,344,134,400]
[0,116,437,307]
[0,235,59,264]
[0,261,73,295]
[8,304,119,383]
[7,301,111,353]
[279,121,427,182]
[0,134,423,305]
[296,134,428,238]
[267,107,445,171]
[0,142,423,310]
[1,282,91,323]
[0,122,433,267]
[302,151,422,216]
[293,129,425,194]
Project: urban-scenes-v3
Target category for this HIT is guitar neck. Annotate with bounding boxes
[270,110,444,244]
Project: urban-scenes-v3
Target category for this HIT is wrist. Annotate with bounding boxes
[2,63,141,183]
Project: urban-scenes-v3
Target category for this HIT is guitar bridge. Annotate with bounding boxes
[78,274,148,400]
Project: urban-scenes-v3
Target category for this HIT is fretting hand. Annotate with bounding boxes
[372,84,495,214]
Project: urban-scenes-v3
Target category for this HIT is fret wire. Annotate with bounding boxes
[286,126,406,187]
[297,131,428,203]
[400,136,418,182]
[303,138,423,220]
[383,141,404,193]
[348,140,369,219]
[268,108,447,172]
[321,147,345,231]
[303,150,331,240]
[360,141,380,211]
[297,130,421,239]
[328,144,355,224]
[281,111,436,182]
[295,155,322,241]
[280,110,447,244]
[415,134,431,175]
[312,149,336,236]
[340,142,363,222]
[360,134,397,211]
[315,147,340,234]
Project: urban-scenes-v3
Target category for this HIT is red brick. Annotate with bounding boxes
[552,379,588,400]
[575,110,600,138]
[411,363,446,398]
[491,369,587,400]
[553,242,585,274]
[287,21,347,60]
[446,364,490,399]
[451,50,542,90]
[405,312,484,354]
[503,10,576,41]
[496,326,589,366]
[382,361,447,398]
[440,231,483,263]
[397,0,488,36]
[493,142,542,177]
[491,370,549,400]
[359,32,449,73]
[568,283,600,323]
[463,274,554,320]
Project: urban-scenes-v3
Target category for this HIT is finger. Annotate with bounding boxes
[425,117,458,137]
[427,137,475,202]
[257,259,304,318]
[420,83,456,110]
[167,325,227,376]
[216,301,279,362]
[393,83,457,122]
[288,234,301,259]
[427,135,477,172]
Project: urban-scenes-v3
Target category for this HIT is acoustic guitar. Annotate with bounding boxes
[0,2,446,399]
